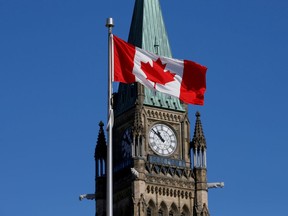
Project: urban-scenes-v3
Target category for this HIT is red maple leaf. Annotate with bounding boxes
[141,58,175,88]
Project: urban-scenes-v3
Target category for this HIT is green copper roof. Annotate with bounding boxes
[128,0,172,57]
[115,0,185,115]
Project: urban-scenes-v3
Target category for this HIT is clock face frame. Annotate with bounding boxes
[121,127,133,159]
[148,123,177,156]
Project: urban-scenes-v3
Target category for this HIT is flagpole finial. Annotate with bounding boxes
[106,17,114,28]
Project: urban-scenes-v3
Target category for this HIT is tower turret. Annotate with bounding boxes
[95,121,107,177]
[95,121,107,216]
[191,112,210,216]
[191,111,207,168]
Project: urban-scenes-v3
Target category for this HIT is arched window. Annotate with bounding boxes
[182,204,190,216]
[158,209,163,216]
[147,200,156,216]
[170,203,178,215]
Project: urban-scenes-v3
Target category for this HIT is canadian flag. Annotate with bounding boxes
[112,35,207,105]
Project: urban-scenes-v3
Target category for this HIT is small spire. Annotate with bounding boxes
[99,121,104,128]
[95,121,107,159]
[191,111,206,149]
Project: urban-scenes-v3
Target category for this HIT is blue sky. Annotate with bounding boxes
[1,0,288,215]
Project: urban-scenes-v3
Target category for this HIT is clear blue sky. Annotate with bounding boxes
[1,0,288,215]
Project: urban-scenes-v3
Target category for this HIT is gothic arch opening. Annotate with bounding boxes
[181,204,190,216]
[147,200,156,216]
[159,201,168,216]
[169,202,179,216]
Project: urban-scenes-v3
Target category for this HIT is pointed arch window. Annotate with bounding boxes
[158,209,163,216]
[181,204,190,216]
[169,210,174,216]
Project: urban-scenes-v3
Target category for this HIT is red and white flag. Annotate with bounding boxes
[112,35,207,105]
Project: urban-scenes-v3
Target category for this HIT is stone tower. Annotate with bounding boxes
[95,0,210,215]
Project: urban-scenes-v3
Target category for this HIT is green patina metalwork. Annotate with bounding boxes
[115,0,185,115]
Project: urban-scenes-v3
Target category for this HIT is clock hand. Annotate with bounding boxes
[152,129,165,143]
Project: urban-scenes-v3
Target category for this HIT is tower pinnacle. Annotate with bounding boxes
[192,111,207,149]
[95,121,107,176]
[191,111,207,168]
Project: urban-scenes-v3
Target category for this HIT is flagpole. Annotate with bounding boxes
[106,17,114,216]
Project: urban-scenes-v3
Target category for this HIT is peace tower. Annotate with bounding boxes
[93,0,222,215]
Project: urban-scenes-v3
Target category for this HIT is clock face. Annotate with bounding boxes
[121,127,132,159]
[149,124,177,156]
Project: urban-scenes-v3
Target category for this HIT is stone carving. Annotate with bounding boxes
[145,162,194,180]
[207,182,224,189]
[131,167,139,178]
[79,194,95,201]
[145,173,194,189]
[146,184,192,200]
[146,109,182,122]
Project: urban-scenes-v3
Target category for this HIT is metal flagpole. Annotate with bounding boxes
[106,17,114,216]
